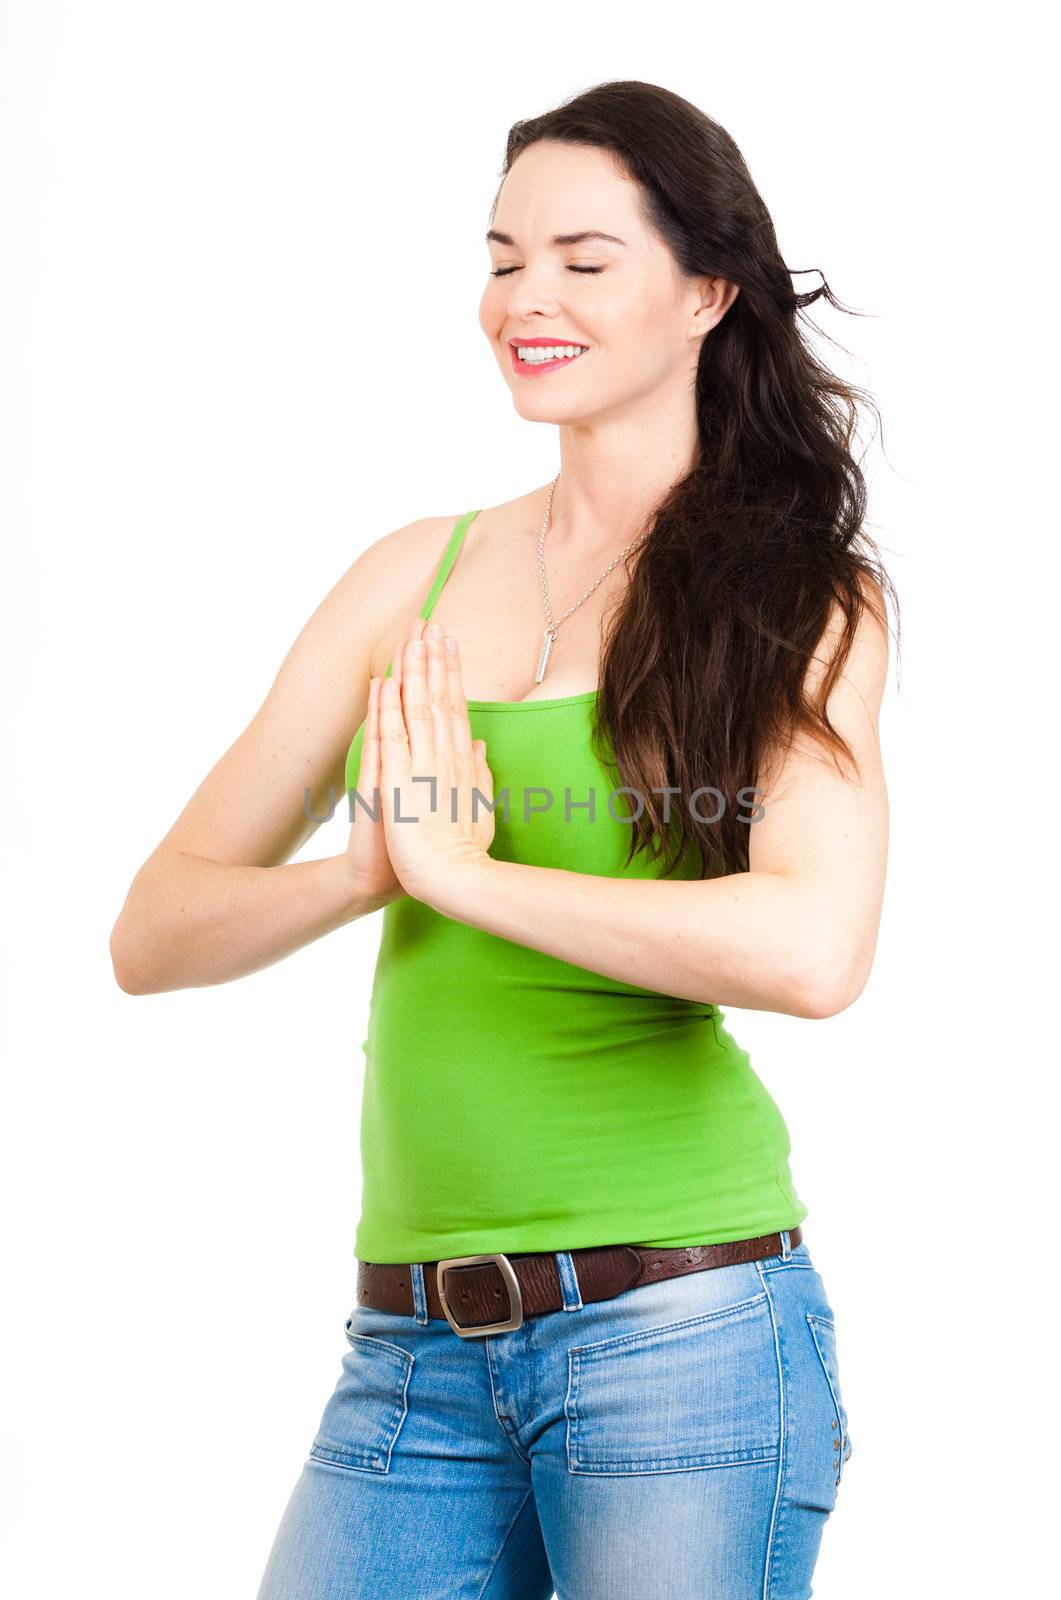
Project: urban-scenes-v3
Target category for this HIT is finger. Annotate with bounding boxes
[398,634,437,776]
[377,674,411,801]
[356,675,380,789]
[359,676,385,812]
[442,632,478,823]
[443,633,474,763]
[391,615,428,700]
[423,623,456,767]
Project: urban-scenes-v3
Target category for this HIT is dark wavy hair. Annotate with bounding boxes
[491,80,900,877]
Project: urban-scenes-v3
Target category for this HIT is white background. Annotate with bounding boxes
[2,3,1056,1594]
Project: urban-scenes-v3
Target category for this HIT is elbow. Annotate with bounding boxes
[110,863,171,994]
[788,944,871,1020]
[109,917,156,996]
[109,934,144,995]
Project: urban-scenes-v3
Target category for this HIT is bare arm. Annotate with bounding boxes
[422,578,891,1019]
[109,516,457,994]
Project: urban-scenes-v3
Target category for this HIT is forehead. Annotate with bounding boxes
[492,140,644,234]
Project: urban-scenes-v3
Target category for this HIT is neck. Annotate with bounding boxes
[547,405,699,550]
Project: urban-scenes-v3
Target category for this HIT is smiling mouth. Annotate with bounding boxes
[508,340,589,374]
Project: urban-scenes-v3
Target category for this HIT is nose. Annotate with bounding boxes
[504,268,563,323]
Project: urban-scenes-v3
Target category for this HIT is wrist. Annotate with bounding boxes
[329,855,399,921]
[415,851,497,918]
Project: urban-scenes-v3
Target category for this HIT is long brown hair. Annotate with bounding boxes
[492,80,900,877]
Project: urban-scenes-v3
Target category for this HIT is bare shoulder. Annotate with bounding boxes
[468,484,549,528]
[349,511,481,674]
[409,485,549,553]
[341,512,469,621]
[352,489,547,668]
[135,510,478,877]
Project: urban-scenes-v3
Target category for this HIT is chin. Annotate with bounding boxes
[511,393,587,424]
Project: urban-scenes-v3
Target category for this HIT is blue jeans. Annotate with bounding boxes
[255,1234,853,1599]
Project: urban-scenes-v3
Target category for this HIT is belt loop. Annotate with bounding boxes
[555,1251,583,1311]
[779,1229,792,1261]
[410,1262,430,1324]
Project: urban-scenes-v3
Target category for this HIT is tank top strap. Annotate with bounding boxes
[420,509,481,622]
[380,509,480,683]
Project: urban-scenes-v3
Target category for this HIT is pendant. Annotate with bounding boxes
[535,626,558,684]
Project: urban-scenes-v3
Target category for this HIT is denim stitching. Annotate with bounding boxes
[483,1338,533,1465]
[410,1262,430,1324]
[555,1250,584,1310]
[760,1241,814,1276]
[310,1335,414,1474]
[565,1292,779,1474]
[566,1289,768,1359]
[807,1314,848,1485]
[755,1258,786,1600]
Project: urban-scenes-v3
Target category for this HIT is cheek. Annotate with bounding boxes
[478,283,506,335]
[592,285,656,346]
[607,297,688,376]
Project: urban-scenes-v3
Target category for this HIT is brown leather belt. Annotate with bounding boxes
[356,1226,802,1339]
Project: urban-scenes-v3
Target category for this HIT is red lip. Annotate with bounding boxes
[507,336,589,376]
[507,336,587,348]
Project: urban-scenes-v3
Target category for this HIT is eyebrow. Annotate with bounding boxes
[485,229,627,248]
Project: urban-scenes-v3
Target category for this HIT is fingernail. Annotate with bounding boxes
[412,639,425,656]
[445,636,458,653]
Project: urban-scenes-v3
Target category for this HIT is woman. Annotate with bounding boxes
[112,80,895,1600]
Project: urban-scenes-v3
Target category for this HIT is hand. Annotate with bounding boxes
[377,619,495,904]
[340,616,431,911]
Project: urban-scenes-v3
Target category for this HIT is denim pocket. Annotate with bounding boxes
[806,1312,852,1485]
[565,1290,780,1476]
[307,1322,414,1474]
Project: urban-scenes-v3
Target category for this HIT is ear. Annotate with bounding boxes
[689,275,740,342]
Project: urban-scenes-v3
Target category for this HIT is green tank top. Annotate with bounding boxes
[345,509,808,1263]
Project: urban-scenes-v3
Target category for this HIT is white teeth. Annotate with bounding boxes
[516,344,587,363]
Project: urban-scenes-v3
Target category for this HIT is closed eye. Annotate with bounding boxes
[490,265,605,277]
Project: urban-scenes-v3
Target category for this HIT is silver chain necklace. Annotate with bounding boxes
[534,472,648,684]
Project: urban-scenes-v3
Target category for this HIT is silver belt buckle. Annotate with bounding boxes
[436,1253,524,1338]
